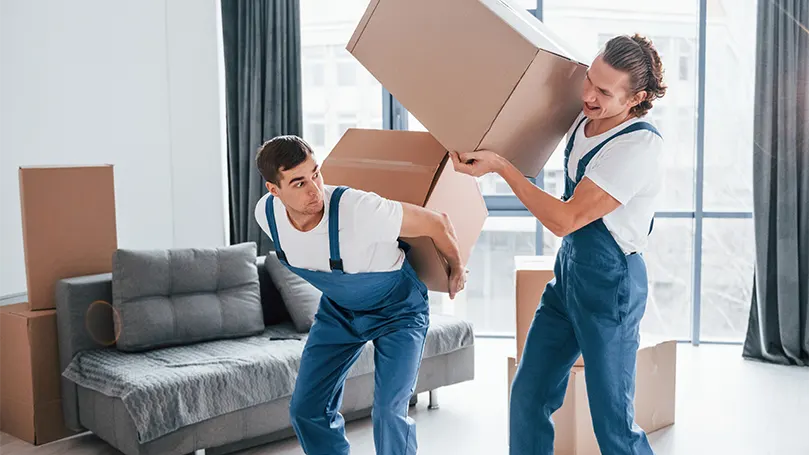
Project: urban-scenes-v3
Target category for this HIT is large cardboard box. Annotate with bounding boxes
[321,128,487,292]
[0,303,76,445]
[506,341,676,454]
[19,165,118,310]
[348,0,588,177]
[515,256,584,366]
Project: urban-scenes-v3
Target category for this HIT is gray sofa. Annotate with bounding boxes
[55,243,475,455]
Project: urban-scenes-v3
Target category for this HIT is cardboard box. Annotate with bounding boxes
[19,165,118,310]
[0,303,76,445]
[515,256,583,366]
[506,341,676,454]
[348,0,588,177]
[321,128,487,292]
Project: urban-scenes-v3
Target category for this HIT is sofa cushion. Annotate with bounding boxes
[256,256,291,326]
[112,242,264,352]
[263,251,322,332]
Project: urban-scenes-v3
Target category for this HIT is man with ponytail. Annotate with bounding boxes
[451,34,667,454]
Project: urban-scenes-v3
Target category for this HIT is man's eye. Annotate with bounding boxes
[296,182,304,188]
[313,172,319,178]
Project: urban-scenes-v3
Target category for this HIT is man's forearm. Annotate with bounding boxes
[496,157,575,237]
[399,203,464,270]
[430,213,464,270]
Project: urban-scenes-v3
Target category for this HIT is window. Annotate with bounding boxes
[304,118,326,153]
[642,218,694,339]
[337,115,357,138]
[430,217,537,335]
[300,0,383,159]
[701,219,754,341]
[303,61,325,87]
[703,0,756,212]
[336,60,356,86]
[510,0,538,9]
[678,55,689,80]
[302,46,326,87]
[679,38,695,81]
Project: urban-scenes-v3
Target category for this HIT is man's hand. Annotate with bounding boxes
[400,203,466,297]
[450,150,506,177]
[447,265,468,300]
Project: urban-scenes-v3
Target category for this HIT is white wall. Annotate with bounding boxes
[0,0,229,298]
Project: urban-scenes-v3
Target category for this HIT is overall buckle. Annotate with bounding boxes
[329,259,344,272]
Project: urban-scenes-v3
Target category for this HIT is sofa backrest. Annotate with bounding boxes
[112,243,265,352]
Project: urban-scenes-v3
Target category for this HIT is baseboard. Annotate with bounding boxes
[0,292,27,306]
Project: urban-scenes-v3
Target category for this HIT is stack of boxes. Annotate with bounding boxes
[320,0,591,287]
[1,165,118,445]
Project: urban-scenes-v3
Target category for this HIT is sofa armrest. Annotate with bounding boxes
[55,273,113,431]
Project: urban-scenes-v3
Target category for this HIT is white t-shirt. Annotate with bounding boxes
[254,185,406,273]
[565,112,664,254]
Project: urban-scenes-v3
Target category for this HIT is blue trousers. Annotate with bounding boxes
[509,243,655,455]
[289,298,428,455]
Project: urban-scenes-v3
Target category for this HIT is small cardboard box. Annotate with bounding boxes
[515,256,584,366]
[0,303,76,445]
[19,165,118,310]
[507,340,676,454]
[321,128,488,292]
[348,0,588,177]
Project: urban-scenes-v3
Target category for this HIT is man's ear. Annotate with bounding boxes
[630,90,648,108]
[266,181,280,197]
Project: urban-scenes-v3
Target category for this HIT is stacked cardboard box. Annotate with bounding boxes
[0,165,117,445]
[321,129,488,292]
[509,255,677,454]
[322,0,591,288]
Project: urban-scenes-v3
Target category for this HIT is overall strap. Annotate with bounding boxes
[562,117,588,200]
[574,121,661,183]
[328,186,349,273]
[264,195,287,263]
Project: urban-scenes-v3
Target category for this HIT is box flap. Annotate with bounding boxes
[321,129,447,207]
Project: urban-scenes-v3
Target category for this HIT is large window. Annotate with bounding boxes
[300,0,383,161]
[302,0,757,343]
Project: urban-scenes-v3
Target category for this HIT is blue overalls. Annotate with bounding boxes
[510,118,661,455]
[265,186,429,455]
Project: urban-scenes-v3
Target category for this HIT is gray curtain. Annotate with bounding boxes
[221,0,302,255]
[743,0,809,366]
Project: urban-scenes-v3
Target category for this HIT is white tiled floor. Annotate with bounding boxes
[251,340,809,455]
[3,339,808,455]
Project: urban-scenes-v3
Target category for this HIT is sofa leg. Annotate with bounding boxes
[409,394,418,407]
[428,389,439,410]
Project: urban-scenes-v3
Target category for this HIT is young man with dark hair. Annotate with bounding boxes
[254,135,466,455]
[452,34,667,454]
